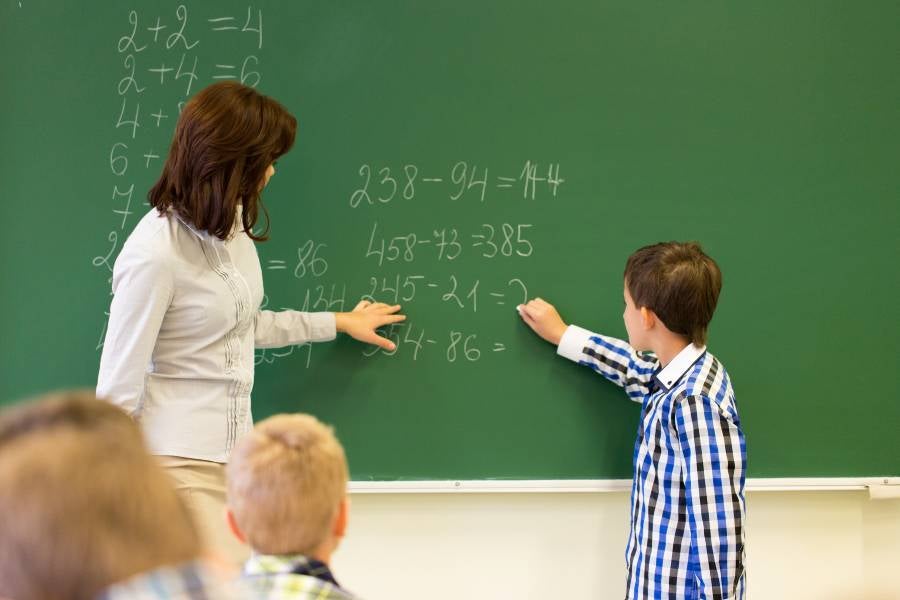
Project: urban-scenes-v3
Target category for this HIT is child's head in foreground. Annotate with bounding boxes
[226,414,349,560]
[623,241,722,350]
[0,390,201,600]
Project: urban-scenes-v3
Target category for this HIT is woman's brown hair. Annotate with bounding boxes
[148,81,297,241]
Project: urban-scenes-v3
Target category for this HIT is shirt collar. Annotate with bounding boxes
[171,204,244,243]
[244,553,341,588]
[654,343,706,391]
[171,209,213,242]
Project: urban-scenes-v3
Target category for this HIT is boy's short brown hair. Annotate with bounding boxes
[226,414,348,556]
[624,241,722,346]
[0,390,201,600]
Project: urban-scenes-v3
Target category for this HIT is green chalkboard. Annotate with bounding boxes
[1,1,898,480]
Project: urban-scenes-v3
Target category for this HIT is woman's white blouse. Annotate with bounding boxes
[97,208,336,462]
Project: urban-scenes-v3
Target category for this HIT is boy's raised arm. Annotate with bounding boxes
[518,298,658,402]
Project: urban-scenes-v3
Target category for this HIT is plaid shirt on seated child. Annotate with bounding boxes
[98,560,247,600]
[242,553,358,600]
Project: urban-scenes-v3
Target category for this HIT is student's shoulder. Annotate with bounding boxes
[100,560,248,600]
[680,350,729,395]
[678,350,739,418]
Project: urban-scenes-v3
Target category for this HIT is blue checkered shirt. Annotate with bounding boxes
[559,326,746,600]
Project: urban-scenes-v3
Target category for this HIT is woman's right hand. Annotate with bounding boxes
[334,300,406,350]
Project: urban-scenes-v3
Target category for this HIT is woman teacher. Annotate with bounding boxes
[97,81,403,562]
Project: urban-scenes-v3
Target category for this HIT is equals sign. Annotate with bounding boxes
[266,260,287,270]
[208,16,238,31]
[212,64,237,79]
[492,343,506,352]
[496,176,516,188]
[490,292,505,305]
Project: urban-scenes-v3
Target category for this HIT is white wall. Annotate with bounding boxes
[334,491,899,600]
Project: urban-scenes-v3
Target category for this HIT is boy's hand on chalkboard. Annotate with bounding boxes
[335,301,406,351]
[517,298,568,346]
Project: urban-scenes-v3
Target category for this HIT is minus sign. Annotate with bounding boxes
[426,339,437,344]
[427,284,438,288]
[422,178,443,182]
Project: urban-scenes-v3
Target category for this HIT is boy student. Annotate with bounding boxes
[518,242,746,600]
[0,391,241,600]
[226,414,358,600]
